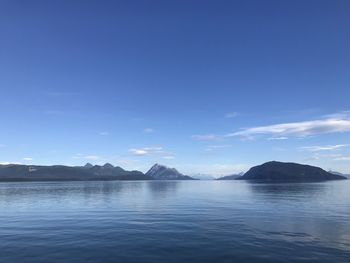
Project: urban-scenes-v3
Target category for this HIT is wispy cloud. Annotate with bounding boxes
[23,157,33,161]
[267,137,288,140]
[306,153,342,161]
[0,144,5,148]
[129,149,148,156]
[334,156,350,161]
[323,110,350,119]
[99,131,110,136]
[129,147,163,156]
[128,146,175,159]
[143,128,154,133]
[225,112,239,118]
[301,144,349,152]
[72,154,101,161]
[206,145,232,152]
[192,134,221,141]
[227,117,350,139]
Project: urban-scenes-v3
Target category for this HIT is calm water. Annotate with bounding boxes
[0,180,349,263]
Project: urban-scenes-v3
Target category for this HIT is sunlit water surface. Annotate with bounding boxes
[0,180,349,262]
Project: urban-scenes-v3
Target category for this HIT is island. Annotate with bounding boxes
[236,161,347,182]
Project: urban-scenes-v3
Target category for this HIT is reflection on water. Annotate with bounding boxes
[146,181,180,198]
[0,180,349,263]
[246,181,328,197]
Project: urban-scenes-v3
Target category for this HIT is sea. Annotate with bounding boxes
[0,180,349,262]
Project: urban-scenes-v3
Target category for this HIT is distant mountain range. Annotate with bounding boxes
[236,161,347,181]
[0,163,149,181]
[0,161,347,182]
[0,163,195,182]
[216,172,245,180]
[191,174,215,180]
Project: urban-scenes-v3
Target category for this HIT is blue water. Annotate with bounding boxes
[0,180,349,263]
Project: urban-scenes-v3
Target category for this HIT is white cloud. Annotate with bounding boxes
[225,112,239,118]
[23,157,33,161]
[334,156,350,161]
[143,128,154,133]
[267,137,288,140]
[301,144,349,152]
[84,155,100,160]
[192,134,221,141]
[0,144,5,147]
[227,117,350,139]
[99,131,110,136]
[129,149,148,156]
[143,147,163,151]
[129,147,164,156]
[128,146,175,159]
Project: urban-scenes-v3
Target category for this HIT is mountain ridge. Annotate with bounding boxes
[0,163,150,181]
[0,161,347,182]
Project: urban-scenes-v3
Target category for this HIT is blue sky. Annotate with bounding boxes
[1,0,350,176]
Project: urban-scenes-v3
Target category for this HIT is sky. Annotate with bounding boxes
[0,0,350,176]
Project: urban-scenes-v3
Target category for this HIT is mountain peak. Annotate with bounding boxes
[146,164,194,180]
[103,163,114,169]
[150,163,163,169]
[84,163,93,168]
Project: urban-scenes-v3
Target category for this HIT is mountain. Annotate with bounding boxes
[217,172,244,180]
[0,163,151,181]
[237,161,347,182]
[102,163,114,169]
[84,163,93,168]
[146,164,195,180]
[191,173,215,180]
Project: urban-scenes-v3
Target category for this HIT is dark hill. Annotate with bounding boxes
[237,161,347,182]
